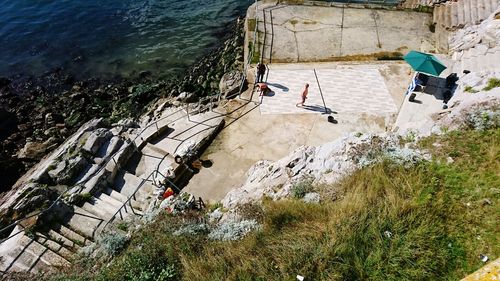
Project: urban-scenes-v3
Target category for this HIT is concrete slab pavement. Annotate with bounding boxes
[251,3,434,63]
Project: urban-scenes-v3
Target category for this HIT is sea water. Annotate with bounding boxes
[0,0,253,80]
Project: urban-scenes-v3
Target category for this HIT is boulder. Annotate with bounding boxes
[48,156,89,185]
[12,183,58,217]
[302,192,321,204]
[219,70,244,99]
[17,138,58,160]
[82,128,113,155]
[176,92,198,103]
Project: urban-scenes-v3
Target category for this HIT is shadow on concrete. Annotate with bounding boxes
[261,90,276,97]
[267,83,289,92]
[300,104,333,113]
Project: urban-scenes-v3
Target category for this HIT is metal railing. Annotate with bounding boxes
[0,0,262,259]
[0,108,184,244]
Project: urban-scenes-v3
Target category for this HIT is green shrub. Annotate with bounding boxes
[464,85,478,93]
[483,78,500,91]
[291,178,314,199]
[99,232,128,257]
[72,193,93,206]
[116,222,128,232]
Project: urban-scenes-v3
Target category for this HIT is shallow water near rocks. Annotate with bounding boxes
[0,0,252,81]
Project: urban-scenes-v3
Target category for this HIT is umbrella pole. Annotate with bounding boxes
[313,69,328,114]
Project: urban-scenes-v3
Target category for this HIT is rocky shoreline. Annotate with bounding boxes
[0,18,245,193]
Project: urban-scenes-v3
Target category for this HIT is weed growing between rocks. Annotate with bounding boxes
[290,177,315,199]
[483,78,500,91]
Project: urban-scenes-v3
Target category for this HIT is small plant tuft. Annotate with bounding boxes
[464,85,479,93]
[483,78,500,91]
[99,232,128,257]
[291,177,314,199]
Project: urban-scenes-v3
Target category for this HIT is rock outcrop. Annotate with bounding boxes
[0,101,226,274]
[222,132,429,208]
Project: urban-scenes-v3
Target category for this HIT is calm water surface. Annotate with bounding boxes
[0,0,252,80]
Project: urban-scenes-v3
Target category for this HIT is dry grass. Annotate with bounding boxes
[43,128,499,281]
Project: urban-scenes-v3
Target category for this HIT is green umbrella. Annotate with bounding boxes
[403,50,447,76]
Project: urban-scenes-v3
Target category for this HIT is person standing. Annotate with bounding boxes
[296,83,309,107]
[256,62,266,83]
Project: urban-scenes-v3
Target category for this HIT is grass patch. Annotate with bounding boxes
[43,128,499,281]
[464,85,479,93]
[247,19,256,32]
[71,193,93,206]
[483,78,500,91]
[116,222,129,232]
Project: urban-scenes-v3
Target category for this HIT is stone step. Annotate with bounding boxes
[53,224,91,247]
[81,197,117,221]
[98,189,145,217]
[114,171,154,198]
[96,135,123,159]
[444,3,452,27]
[463,0,472,24]
[34,234,74,261]
[17,234,70,268]
[456,1,465,25]
[104,186,128,202]
[2,245,49,273]
[104,187,145,212]
[105,141,135,180]
[133,108,186,149]
[470,0,479,23]
[47,228,82,250]
[138,143,178,179]
[82,168,110,195]
[152,111,224,156]
[450,2,459,27]
[97,191,125,209]
[65,206,105,240]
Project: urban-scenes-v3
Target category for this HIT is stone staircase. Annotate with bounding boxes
[401,0,499,29]
[433,0,499,29]
[0,107,225,275]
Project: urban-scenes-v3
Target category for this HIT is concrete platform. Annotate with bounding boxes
[259,65,398,115]
[250,3,435,63]
[183,62,411,202]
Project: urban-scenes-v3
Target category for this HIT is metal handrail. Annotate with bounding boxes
[1,0,262,246]
[0,108,184,244]
[101,170,180,232]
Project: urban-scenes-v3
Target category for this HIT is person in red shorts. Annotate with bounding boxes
[296,83,309,107]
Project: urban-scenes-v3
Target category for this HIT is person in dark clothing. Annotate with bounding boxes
[256,63,266,83]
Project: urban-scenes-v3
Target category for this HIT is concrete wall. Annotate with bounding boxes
[248,3,435,63]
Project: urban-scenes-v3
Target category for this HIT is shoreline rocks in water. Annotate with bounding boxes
[0,17,245,194]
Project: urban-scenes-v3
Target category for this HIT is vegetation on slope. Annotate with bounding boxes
[42,128,499,281]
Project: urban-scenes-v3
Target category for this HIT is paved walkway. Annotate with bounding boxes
[260,65,398,115]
